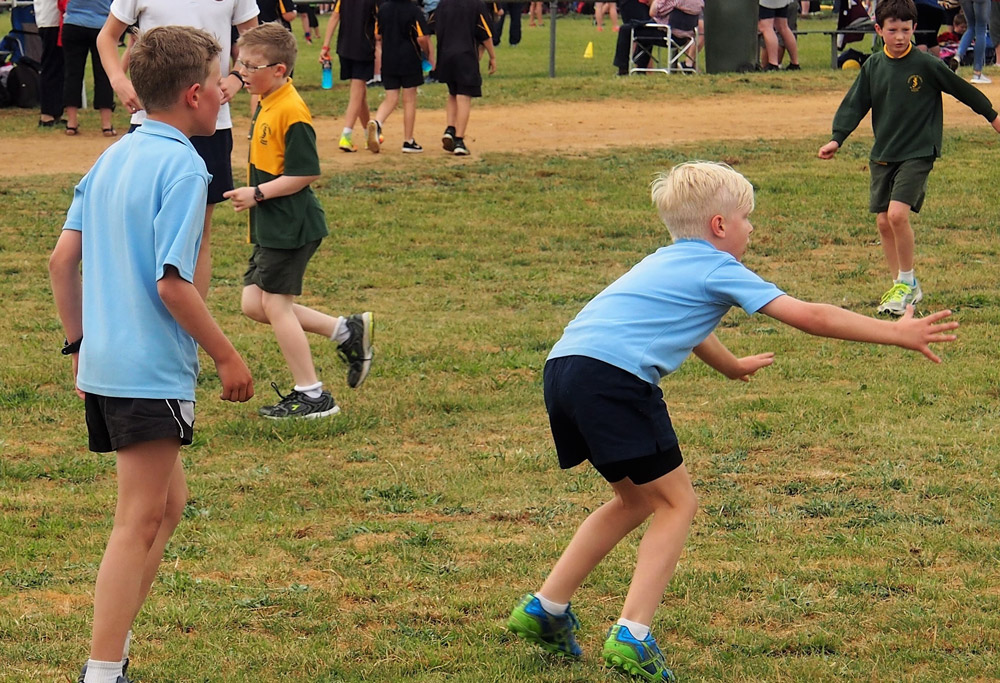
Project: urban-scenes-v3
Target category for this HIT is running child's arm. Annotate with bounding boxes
[49,230,85,399]
[157,267,254,402]
[693,333,775,382]
[819,66,872,159]
[97,14,142,113]
[418,35,434,69]
[319,1,342,62]
[224,174,320,212]
[760,294,958,363]
[482,37,496,74]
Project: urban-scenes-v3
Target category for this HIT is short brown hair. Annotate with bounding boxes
[237,23,298,72]
[875,0,917,26]
[130,26,221,113]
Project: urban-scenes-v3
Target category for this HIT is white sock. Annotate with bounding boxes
[342,127,352,137]
[534,593,568,615]
[617,617,650,640]
[122,630,131,659]
[897,269,916,286]
[83,659,122,683]
[294,381,324,399]
[331,316,350,344]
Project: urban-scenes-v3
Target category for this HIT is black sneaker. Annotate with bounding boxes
[442,126,456,152]
[453,138,470,156]
[337,312,374,388]
[402,139,424,153]
[78,660,131,683]
[258,382,340,419]
[785,63,801,71]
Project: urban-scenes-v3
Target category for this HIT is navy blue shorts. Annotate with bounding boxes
[128,124,233,204]
[543,356,682,485]
[340,56,375,82]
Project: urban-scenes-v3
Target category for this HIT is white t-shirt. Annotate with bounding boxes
[34,0,61,28]
[110,0,259,130]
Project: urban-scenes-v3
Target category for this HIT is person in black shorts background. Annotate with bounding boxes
[434,0,496,155]
[368,0,434,153]
[321,0,379,151]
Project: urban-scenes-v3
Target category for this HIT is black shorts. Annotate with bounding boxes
[543,355,683,485]
[383,71,423,90]
[86,394,195,453]
[190,128,235,204]
[340,56,375,82]
[915,5,943,48]
[127,124,233,204]
[445,80,482,98]
[243,239,322,295]
[759,4,790,20]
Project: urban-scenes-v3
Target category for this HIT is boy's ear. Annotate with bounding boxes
[184,81,202,109]
[709,214,726,239]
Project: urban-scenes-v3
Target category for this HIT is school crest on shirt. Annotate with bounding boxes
[908,75,923,93]
[258,122,272,146]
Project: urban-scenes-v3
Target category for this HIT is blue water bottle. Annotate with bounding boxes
[321,57,333,90]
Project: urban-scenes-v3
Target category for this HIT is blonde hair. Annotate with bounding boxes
[237,22,298,71]
[650,161,755,241]
[130,26,220,113]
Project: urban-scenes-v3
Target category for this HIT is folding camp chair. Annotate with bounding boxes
[628,9,699,75]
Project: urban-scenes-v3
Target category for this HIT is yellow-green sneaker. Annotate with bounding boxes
[506,593,582,658]
[602,624,676,681]
[877,280,922,316]
[339,134,357,153]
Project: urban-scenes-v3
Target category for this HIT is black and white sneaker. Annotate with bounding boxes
[453,138,470,156]
[402,139,424,153]
[78,660,131,683]
[258,382,340,419]
[337,312,374,388]
[442,126,456,152]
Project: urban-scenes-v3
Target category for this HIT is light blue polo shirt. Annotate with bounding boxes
[63,120,210,401]
[548,239,785,385]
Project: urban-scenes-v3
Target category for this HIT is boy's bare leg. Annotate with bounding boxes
[194,206,214,300]
[344,79,370,132]
[90,438,182,662]
[758,18,779,65]
[886,200,915,273]
[129,457,188,625]
[454,94,472,137]
[445,94,457,129]
[261,291,319,387]
[401,87,417,140]
[374,88,400,128]
[242,284,339,338]
[620,465,697,625]
[775,18,799,64]
[538,477,658,604]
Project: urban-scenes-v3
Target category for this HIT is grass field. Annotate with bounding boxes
[3,9,1000,683]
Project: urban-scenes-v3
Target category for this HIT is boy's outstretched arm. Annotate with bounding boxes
[49,230,85,399]
[760,295,958,363]
[157,267,255,402]
[693,333,775,382]
[224,174,320,212]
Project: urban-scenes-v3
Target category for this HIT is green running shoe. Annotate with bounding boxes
[877,280,922,316]
[506,593,582,657]
[603,624,676,681]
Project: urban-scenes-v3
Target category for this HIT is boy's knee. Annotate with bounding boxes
[241,298,267,322]
[119,508,168,549]
[886,205,911,228]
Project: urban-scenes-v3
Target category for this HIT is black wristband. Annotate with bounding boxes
[62,336,83,355]
[253,186,265,203]
[229,70,245,87]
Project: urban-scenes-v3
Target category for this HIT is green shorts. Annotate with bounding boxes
[868,156,935,214]
[243,239,321,296]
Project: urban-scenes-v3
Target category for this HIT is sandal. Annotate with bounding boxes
[102,127,117,137]
[65,125,79,136]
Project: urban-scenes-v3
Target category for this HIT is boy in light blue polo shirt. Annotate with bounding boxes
[506,161,960,682]
[49,27,253,683]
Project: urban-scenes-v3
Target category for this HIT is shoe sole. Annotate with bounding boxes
[339,146,356,153]
[401,146,423,153]
[506,617,581,658]
[366,121,380,153]
[261,405,341,420]
[604,652,663,681]
[349,312,375,389]
[442,134,455,152]
[453,148,470,156]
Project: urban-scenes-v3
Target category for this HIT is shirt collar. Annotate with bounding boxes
[883,43,913,59]
[135,119,196,149]
[260,79,295,112]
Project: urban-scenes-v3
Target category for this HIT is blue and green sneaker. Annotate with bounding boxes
[506,593,582,658]
[603,624,677,681]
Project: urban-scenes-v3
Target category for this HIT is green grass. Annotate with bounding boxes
[4,18,1000,682]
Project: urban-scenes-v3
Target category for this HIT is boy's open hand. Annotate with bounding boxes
[732,352,775,382]
[216,353,254,402]
[224,187,256,212]
[896,306,958,363]
[817,141,839,159]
